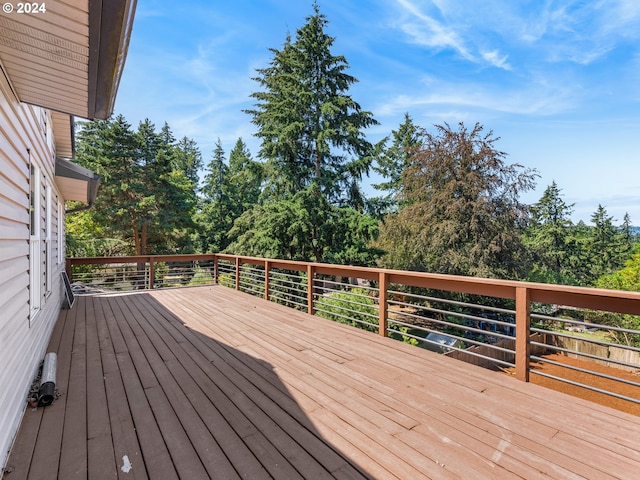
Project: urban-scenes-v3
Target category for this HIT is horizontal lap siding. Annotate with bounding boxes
[0,70,65,470]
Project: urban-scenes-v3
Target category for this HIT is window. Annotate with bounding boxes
[29,163,41,318]
[58,201,64,266]
[44,180,52,297]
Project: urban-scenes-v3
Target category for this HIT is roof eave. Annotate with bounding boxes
[88,0,137,120]
[55,156,101,208]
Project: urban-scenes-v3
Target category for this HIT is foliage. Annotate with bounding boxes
[188,267,215,286]
[587,204,628,279]
[227,4,381,265]
[593,251,640,347]
[268,271,305,309]
[322,207,384,266]
[375,122,537,280]
[597,249,640,291]
[587,311,640,348]
[218,273,235,289]
[621,213,636,248]
[195,138,264,253]
[245,3,377,205]
[372,113,420,212]
[174,136,203,186]
[388,324,421,346]
[528,204,636,286]
[525,181,576,282]
[315,288,378,332]
[66,208,132,258]
[226,185,381,264]
[520,181,616,285]
[226,188,323,260]
[74,115,199,255]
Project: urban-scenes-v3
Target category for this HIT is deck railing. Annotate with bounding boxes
[66,254,640,406]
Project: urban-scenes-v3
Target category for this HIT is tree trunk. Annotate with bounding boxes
[131,212,141,256]
[141,223,148,255]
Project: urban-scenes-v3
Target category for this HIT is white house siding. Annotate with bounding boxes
[0,71,66,469]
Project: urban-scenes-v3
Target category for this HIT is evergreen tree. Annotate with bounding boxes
[621,212,635,250]
[235,3,379,263]
[201,139,228,201]
[525,181,576,283]
[594,250,640,347]
[588,205,623,279]
[196,140,233,253]
[75,115,140,254]
[227,138,264,211]
[227,187,381,265]
[174,136,204,186]
[74,115,197,256]
[373,113,420,210]
[245,2,377,204]
[563,220,592,284]
[134,120,197,254]
[195,138,264,253]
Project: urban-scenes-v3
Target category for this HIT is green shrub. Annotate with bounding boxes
[218,273,235,288]
[388,324,422,346]
[189,267,215,286]
[315,288,378,332]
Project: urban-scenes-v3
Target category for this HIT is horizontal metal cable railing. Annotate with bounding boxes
[67,255,217,292]
[385,289,518,369]
[67,253,640,407]
[314,277,379,331]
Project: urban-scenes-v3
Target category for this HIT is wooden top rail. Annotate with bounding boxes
[67,254,217,265]
[67,254,640,316]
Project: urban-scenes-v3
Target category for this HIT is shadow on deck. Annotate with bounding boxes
[5,285,640,479]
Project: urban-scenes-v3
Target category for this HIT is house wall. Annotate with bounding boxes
[0,70,66,469]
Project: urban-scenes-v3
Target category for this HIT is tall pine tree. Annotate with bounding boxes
[73,116,198,255]
[525,181,577,284]
[588,205,624,279]
[195,138,264,253]
[234,3,380,263]
[372,113,420,212]
[245,2,377,203]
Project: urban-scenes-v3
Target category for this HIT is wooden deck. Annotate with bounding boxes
[5,285,640,479]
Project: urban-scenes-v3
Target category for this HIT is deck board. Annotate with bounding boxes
[5,284,640,479]
[26,299,77,480]
[57,295,87,480]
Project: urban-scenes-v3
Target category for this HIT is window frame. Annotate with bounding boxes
[29,161,42,320]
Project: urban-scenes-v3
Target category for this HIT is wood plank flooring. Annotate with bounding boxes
[4,285,640,479]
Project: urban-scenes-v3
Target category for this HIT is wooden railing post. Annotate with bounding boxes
[515,286,531,382]
[235,257,241,290]
[307,264,315,315]
[213,256,219,284]
[264,260,270,301]
[378,271,388,337]
[149,258,155,289]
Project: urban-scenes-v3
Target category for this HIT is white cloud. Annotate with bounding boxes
[391,1,640,70]
[600,0,640,37]
[374,76,577,121]
[395,0,475,61]
[481,50,511,70]
[392,0,525,70]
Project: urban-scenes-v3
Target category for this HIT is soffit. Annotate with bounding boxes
[55,156,100,204]
[51,111,74,158]
[0,2,90,118]
[0,0,136,120]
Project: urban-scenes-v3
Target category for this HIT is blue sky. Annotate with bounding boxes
[114,0,640,224]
